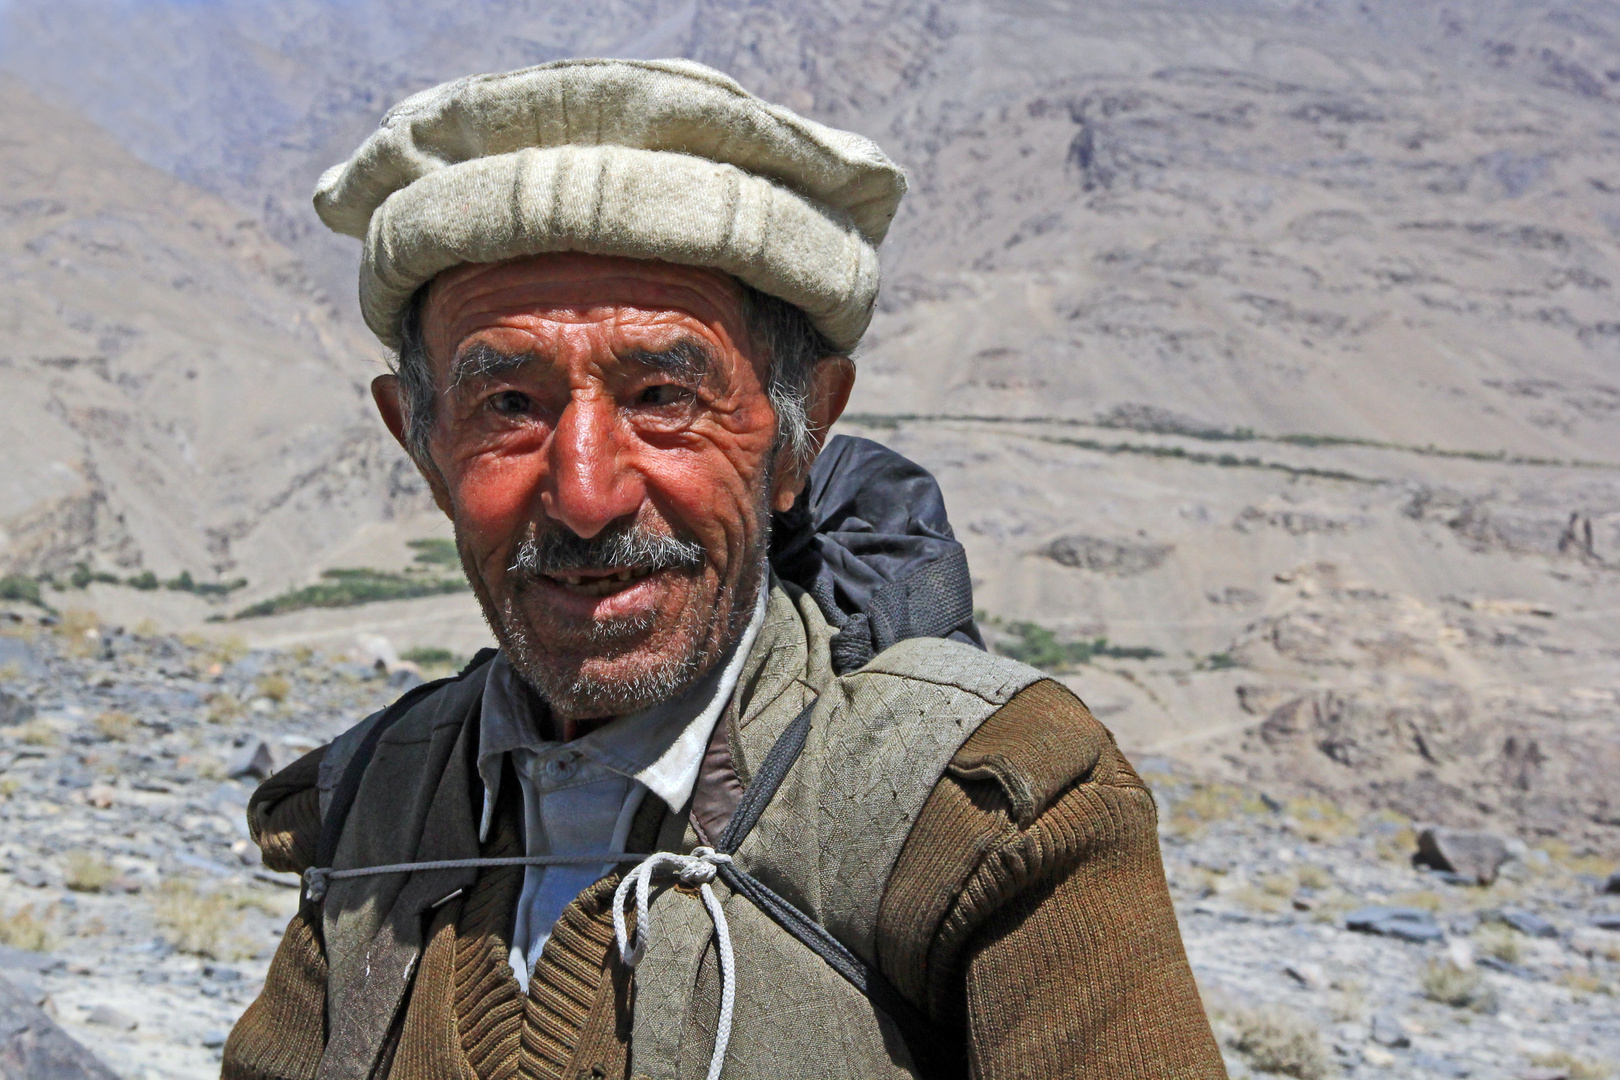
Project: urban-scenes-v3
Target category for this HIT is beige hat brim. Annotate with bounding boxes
[361,143,880,352]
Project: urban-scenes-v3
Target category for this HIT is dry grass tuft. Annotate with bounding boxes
[206,692,242,724]
[254,673,292,704]
[1475,923,1522,964]
[152,881,242,958]
[1530,1051,1610,1080]
[1421,959,1497,1012]
[1222,1004,1330,1080]
[1557,969,1615,998]
[1285,797,1357,842]
[12,718,58,747]
[64,850,116,893]
[92,710,135,741]
[0,904,53,951]
[54,609,101,657]
[1167,781,1267,837]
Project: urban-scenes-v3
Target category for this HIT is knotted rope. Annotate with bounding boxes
[613,847,736,1080]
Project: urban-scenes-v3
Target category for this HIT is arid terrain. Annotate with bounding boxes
[0,0,1616,1076]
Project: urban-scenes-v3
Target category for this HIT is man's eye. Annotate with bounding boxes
[637,384,688,406]
[490,390,531,416]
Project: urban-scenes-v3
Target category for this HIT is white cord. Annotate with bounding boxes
[613,847,736,1080]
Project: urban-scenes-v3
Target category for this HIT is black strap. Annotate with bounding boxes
[715,699,951,1075]
[714,701,814,855]
[315,648,496,872]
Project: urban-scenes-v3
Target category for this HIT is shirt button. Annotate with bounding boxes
[544,752,579,779]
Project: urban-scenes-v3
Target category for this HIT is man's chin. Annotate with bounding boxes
[511,648,703,721]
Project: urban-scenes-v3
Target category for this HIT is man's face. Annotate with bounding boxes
[378,254,817,726]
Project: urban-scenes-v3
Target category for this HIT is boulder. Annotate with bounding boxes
[1603,870,1620,895]
[1413,827,1510,885]
[0,976,119,1079]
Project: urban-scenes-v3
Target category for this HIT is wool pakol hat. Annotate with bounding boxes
[314,58,907,352]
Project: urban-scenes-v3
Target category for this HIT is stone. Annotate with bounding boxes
[1604,870,1620,895]
[84,1004,136,1031]
[1363,1046,1396,1067]
[1284,961,1325,989]
[226,738,276,780]
[1591,913,1620,932]
[0,976,120,1078]
[1346,906,1445,942]
[386,665,424,689]
[1498,909,1559,939]
[1414,827,1511,885]
[1370,1012,1411,1048]
[1413,1052,1472,1078]
[201,1029,229,1049]
[0,689,36,728]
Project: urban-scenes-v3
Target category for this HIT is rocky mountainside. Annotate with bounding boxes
[0,77,428,594]
[0,0,1615,852]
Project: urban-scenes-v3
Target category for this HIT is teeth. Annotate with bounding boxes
[549,566,661,596]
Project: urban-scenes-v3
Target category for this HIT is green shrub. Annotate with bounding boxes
[995,622,1162,672]
[407,538,460,567]
[235,568,467,619]
[0,576,42,606]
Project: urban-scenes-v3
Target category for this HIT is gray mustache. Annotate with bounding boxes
[510,523,706,577]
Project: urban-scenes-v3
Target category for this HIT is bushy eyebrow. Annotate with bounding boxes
[449,341,531,388]
[446,337,715,389]
[619,339,714,381]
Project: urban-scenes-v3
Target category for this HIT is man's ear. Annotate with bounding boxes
[770,356,856,512]
[372,374,455,519]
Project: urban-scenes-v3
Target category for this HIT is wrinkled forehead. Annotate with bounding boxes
[421,253,750,365]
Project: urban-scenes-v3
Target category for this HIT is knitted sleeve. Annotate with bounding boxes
[224,745,332,1080]
[875,680,1226,1080]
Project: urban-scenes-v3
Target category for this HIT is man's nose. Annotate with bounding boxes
[542,394,645,539]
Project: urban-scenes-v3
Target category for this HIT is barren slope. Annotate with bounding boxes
[0,0,1615,846]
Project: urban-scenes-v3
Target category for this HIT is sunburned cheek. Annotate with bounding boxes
[451,456,543,539]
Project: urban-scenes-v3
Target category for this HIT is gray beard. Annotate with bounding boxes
[494,545,768,720]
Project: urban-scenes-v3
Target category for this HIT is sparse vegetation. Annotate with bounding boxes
[63,563,246,596]
[1285,797,1357,842]
[1166,781,1267,838]
[0,574,44,607]
[1221,1004,1329,1080]
[1475,923,1522,964]
[152,881,242,958]
[992,620,1163,672]
[93,710,135,741]
[234,567,468,619]
[839,412,1620,472]
[401,646,461,669]
[1529,1051,1610,1080]
[12,718,58,747]
[407,537,460,567]
[206,692,243,723]
[1421,959,1497,1012]
[64,850,117,893]
[255,673,292,703]
[0,904,53,951]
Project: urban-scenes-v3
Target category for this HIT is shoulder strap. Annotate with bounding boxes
[315,648,497,872]
[716,700,953,1076]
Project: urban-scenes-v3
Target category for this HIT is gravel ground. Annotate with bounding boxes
[1,609,1615,1079]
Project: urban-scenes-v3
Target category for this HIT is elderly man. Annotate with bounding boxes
[225,59,1223,1080]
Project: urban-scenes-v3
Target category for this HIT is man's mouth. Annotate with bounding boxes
[544,565,658,597]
